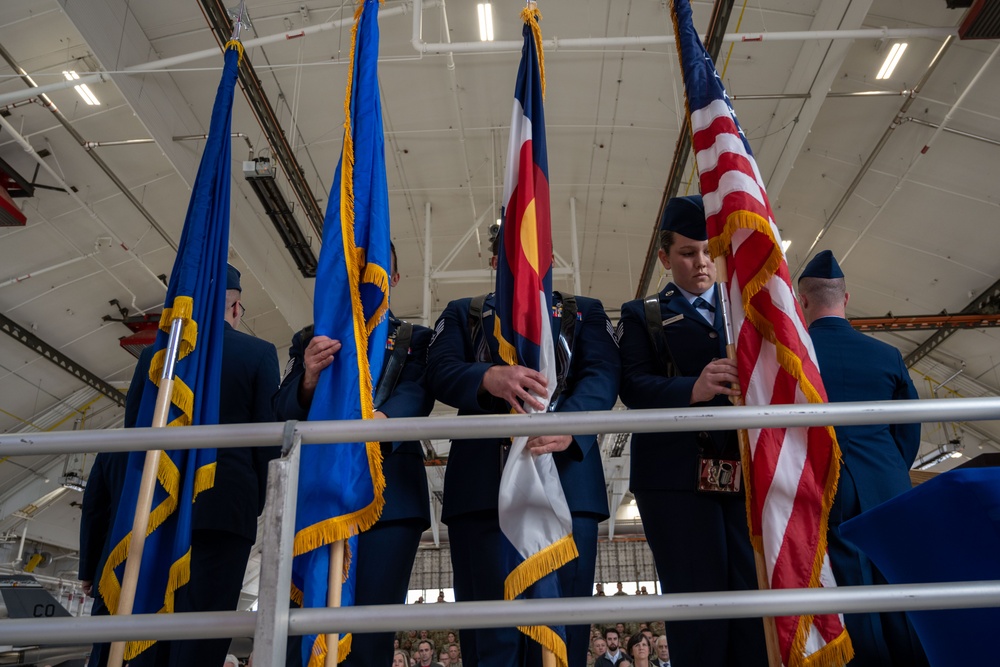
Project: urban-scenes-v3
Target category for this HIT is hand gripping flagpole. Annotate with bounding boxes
[107,317,186,667]
[713,257,783,667]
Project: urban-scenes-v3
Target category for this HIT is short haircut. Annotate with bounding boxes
[225,288,241,309]
[798,276,846,309]
[418,639,434,651]
[626,633,650,655]
[658,229,676,254]
[604,627,619,640]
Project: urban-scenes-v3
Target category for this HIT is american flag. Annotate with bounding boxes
[670,1,854,665]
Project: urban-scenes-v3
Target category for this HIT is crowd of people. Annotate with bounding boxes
[387,622,670,667]
[80,195,927,666]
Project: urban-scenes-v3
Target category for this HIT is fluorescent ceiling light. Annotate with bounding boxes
[876,43,907,80]
[477,3,494,42]
[63,70,100,105]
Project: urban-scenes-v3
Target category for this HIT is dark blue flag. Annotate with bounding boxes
[99,41,241,662]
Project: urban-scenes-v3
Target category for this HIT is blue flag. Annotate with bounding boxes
[495,7,577,667]
[290,1,389,664]
[99,41,241,661]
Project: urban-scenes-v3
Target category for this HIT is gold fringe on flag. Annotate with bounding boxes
[709,208,851,666]
[492,314,519,367]
[224,39,245,63]
[306,631,353,667]
[520,5,546,100]
[504,533,579,602]
[503,535,579,667]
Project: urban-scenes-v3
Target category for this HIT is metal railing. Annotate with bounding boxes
[2,397,999,666]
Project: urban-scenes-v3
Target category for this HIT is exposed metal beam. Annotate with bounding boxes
[850,312,1000,333]
[0,312,125,408]
[59,0,314,330]
[0,43,178,253]
[635,0,736,299]
[197,0,325,240]
[904,275,1000,367]
[791,36,954,278]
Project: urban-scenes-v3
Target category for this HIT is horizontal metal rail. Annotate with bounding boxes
[2,581,999,646]
[2,397,1000,456]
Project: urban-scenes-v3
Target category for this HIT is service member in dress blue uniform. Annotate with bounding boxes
[425,229,619,667]
[119,264,281,667]
[273,243,435,667]
[617,195,767,667]
[79,451,129,667]
[798,250,927,667]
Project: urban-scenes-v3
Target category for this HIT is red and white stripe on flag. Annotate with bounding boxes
[694,96,854,664]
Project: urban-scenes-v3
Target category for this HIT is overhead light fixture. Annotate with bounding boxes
[780,239,792,253]
[477,3,494,42]
[63,70,100,105]
[875,43,907,80]
[243,157,318,278]
[61,452,87,492]
[914,438,963,470]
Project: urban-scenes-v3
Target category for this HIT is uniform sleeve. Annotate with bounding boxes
[378,325,436,452]
[123,346,154,428]
[378,325,436,420]
[78,455,109,585]
[617,300,697,409]
[891,351,921,467]
[555,300,621,459]
[272,332,309,421]
[425,300,502,414]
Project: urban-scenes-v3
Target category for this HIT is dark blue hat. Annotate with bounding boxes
[226,264,242,292]
[799,250,844,281]
[660,195,706,241]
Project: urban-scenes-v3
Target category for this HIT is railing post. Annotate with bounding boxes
[253,421,301,667]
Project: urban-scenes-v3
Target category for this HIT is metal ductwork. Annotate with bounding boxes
[244,157,318,277]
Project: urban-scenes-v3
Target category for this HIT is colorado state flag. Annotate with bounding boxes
[290,0,389,664]
[99,40,242,661]
[495,6,577,667]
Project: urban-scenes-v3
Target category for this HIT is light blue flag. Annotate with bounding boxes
[290,1,390,664]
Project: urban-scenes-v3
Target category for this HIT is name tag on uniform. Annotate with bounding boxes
[662,314,685,327]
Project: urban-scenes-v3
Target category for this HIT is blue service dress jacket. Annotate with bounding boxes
[808,315,926,666]
[618,283,739,490]
[79,451,128,592]
[425,293,618,523]
[808,316,921,518]
[272,314,434,526]
[123,322,281,541]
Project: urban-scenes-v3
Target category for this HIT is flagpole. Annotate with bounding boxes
[713,257,783,667]
[325,539,346,666]
[107,316,185,667]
